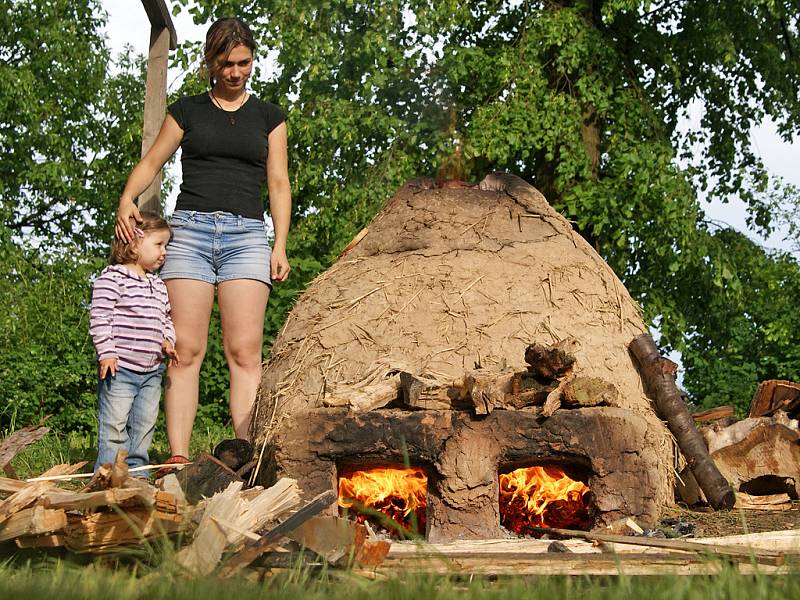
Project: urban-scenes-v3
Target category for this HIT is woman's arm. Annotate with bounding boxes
[266,122,292,282]
[116,114,184,241]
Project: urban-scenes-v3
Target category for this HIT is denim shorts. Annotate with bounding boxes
[160,210,272,286]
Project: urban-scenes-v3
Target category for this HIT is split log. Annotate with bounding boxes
[65,508,183,552]
[399,372,456,410]
[0,477,31,496]
[562,377,619,408]
[749,380,800,418]
[735,492,792,511]
[38,462,89,478]
[0,505,67,542]
[506,372,555,408]
[692,406,735,423]
[461,370,516,415]
[0,481,52,525]
[542,372,575,417]
[0,423,50,471]
[630,333,735,510]
[287,515,391,566]
[219,489,337,578]
[110,449,129,487]
[710,421,800,498]
[42,487,141,511]
[323,376,401,412]
[175,452,243,504]
[176,481,246,575]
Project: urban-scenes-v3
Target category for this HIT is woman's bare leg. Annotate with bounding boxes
[164,279,215,457]
[218,279,270,439]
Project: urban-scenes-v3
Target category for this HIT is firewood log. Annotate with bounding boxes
[629,334,735,510]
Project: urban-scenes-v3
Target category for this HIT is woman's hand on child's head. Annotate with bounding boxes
[162,340,180,365]
[99,358,118,379]
[115,199,143,243]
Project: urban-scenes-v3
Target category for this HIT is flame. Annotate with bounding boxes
[499,466,591,536]
[338,467,427,535]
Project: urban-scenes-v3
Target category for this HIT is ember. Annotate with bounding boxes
[338,467,427,536]
[499,466,592,536]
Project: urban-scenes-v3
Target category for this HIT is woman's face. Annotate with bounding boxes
[215,44,253,93]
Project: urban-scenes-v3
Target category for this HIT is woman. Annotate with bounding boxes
[115,17,290,467]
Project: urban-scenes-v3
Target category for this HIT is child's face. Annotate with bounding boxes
[136,229,171,272]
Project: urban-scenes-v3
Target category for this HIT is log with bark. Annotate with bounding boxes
[629,333,735,510]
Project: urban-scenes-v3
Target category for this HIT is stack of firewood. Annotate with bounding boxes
[322,338,619,417]
[680,379,800,510]
[0,424,390,574]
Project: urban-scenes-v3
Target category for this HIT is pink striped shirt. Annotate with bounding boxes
[89,265,176,373]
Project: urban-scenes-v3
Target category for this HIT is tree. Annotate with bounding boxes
[0,0,145,250]
[0,1,153,430]
[173,0,800,407]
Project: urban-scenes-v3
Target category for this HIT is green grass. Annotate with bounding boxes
[0,561,799,600]
[6,420,233,479]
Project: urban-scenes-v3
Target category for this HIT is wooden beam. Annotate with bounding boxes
[140,0,177,49]
[138,24,171,214]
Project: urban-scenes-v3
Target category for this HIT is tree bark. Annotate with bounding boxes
[629,333,735,510]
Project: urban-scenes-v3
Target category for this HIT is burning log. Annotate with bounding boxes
[629,334,735,510]
[498,466,591,536]
[338,467,427,536]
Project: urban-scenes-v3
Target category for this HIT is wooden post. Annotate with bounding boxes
[138,0,177,214]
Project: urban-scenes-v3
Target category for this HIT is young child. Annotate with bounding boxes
[89,211,179,472]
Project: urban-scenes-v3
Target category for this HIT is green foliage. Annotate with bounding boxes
[0,230,101,431]
[0,0,145,251]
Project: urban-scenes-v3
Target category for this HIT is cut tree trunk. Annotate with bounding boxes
[749,380,800,419]
[711,421,800,499]
[629,334,735,510]
[175,453,243,504]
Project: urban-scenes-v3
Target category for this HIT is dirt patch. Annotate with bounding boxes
[665,504,800,537]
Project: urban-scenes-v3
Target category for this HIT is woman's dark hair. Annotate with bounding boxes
[204,17,256,87]
[110,211,170,265]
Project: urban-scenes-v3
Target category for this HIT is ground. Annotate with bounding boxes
[664,504,800,537]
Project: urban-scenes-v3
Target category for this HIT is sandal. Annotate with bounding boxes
[155,454,191,479]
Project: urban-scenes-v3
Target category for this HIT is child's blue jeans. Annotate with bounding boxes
[94,364,164,472]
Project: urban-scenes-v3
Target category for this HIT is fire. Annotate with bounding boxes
[499,466,591,536]
[338,467,427,536]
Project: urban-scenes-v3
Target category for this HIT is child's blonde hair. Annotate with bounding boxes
[110,211,171,265]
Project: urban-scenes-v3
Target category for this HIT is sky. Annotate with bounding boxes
[102,1,798,254]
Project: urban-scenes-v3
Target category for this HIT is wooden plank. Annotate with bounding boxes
[15,533,66,549]
[0,506,67,542]
[692,405,735,422]
[530,526,784,565]
[0,477,33,496]
[367,551,789,576]
[0,424,50,469]
[39,462,89,478]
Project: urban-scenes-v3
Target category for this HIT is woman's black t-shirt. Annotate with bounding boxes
[167,93,286,220]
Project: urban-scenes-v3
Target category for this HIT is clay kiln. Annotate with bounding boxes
[251,173,674,541]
